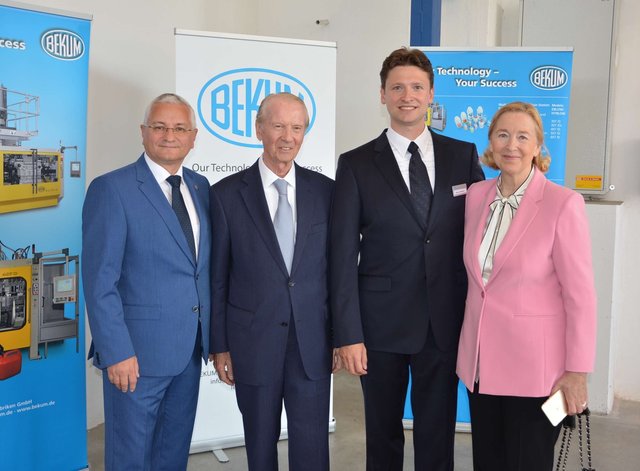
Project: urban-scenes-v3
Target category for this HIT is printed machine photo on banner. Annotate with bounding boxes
[0,83,81,215]
[0,244,80,381]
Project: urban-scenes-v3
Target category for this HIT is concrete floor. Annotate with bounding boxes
[88,372,640,470]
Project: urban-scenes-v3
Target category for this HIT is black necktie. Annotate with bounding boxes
[408,141,432,229]
[166,175,196,259]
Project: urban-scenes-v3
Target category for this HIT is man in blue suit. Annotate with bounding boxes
[82,93,211,471]
[210,92,335,471]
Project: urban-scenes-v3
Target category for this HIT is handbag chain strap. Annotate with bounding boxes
[554,408,596,471]
[578,410,595,471]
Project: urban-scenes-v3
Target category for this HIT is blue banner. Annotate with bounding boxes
[0,3,90,470]
[422,48,573,185]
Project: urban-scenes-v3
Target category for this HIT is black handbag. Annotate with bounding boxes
[555,408,596,471]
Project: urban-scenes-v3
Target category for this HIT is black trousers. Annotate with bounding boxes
[360,328,458,471]
[468,385,562,471]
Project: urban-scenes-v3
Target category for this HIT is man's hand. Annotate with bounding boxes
[107,356,140,393]
[212,351,235,386]
[332,348,343,373]
[337,343,368,376]
[551,371,588,415]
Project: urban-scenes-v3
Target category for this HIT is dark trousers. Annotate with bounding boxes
[361,328,458,471]
[235,320,331,471]
[102,331,202,471]
[468,385,562,471]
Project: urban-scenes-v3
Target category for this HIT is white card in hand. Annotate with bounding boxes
[541,390,567,426]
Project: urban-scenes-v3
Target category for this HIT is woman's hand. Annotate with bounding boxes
[551,371,588,415]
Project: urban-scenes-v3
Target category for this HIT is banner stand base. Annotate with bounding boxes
[402,419,472,434]
[212,449,230,463]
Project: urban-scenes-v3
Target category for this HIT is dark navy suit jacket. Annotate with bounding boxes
[210,161,333,385]
[330,130,485,354]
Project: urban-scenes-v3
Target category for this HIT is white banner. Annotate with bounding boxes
[175,29,337,454]
[176,30,336,182]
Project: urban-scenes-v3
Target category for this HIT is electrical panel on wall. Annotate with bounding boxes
[520,0,616,196]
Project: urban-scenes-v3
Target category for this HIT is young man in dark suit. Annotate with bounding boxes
[330,48,485,471]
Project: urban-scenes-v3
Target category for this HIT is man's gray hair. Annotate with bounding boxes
[143,93,196,129]
[255,92,310,129]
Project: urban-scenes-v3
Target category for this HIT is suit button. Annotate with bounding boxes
[192,305,199,312]
[481,292,485,299]
[288,280,295,287]
[280,322,288,327]
[425,239,431,244]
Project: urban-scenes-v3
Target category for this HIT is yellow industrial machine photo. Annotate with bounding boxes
[1,147,64,213]
[0,245,79,361]
[0,84,77,214]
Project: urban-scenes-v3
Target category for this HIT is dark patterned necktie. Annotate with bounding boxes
[408,141,433,229]
[166,175,196,259]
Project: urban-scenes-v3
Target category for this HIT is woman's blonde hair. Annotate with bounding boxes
[481,101,551,173]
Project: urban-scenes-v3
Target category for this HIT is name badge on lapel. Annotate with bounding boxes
[452,183,467,197]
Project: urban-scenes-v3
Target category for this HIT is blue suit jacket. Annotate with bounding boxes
[82,155,211,376]
[210,161,333,386]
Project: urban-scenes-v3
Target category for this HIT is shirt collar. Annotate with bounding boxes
[258,156,296,189]
[386,126,432,158]
[496,166,535,203]
[144,153,184,185]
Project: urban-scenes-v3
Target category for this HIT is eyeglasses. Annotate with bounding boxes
[143,124,195,135]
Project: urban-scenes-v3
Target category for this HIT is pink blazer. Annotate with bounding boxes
[456,169,597,397]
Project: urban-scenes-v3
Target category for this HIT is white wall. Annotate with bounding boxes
[253,0,411,155]
[608,0,640,400]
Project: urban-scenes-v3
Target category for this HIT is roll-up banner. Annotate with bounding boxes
[0,1,91,470]
[175,30,337,454]
[402,47,574,429]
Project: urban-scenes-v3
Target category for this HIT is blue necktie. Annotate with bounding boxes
[273,179,294,274]
[166,175,196,259]
[408,141,433,229]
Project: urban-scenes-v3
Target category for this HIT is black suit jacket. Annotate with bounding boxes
[330,129,484,354]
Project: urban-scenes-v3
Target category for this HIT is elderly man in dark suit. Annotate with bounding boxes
[210,92,335,471]
[82,93,211,470]
[330,48,485,471]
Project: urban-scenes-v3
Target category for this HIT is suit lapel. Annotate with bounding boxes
[135,156,195,266]
[427,131,454,234]
[240,162,290,277]
[468,180,498,286]
[487,169,545,284]
[183,170,206,270]
[372,131,424,230]
[291,165,313,275]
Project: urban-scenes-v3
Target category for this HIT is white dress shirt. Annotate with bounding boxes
[144,154,200,258]
[386,126,436,192]
[258,157,297,236]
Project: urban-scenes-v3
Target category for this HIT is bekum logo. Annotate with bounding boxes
[41,29,85,61]
[529,66,568,91]
[198,68,317,148]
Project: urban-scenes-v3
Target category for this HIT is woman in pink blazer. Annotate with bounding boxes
[456,102,597,470]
